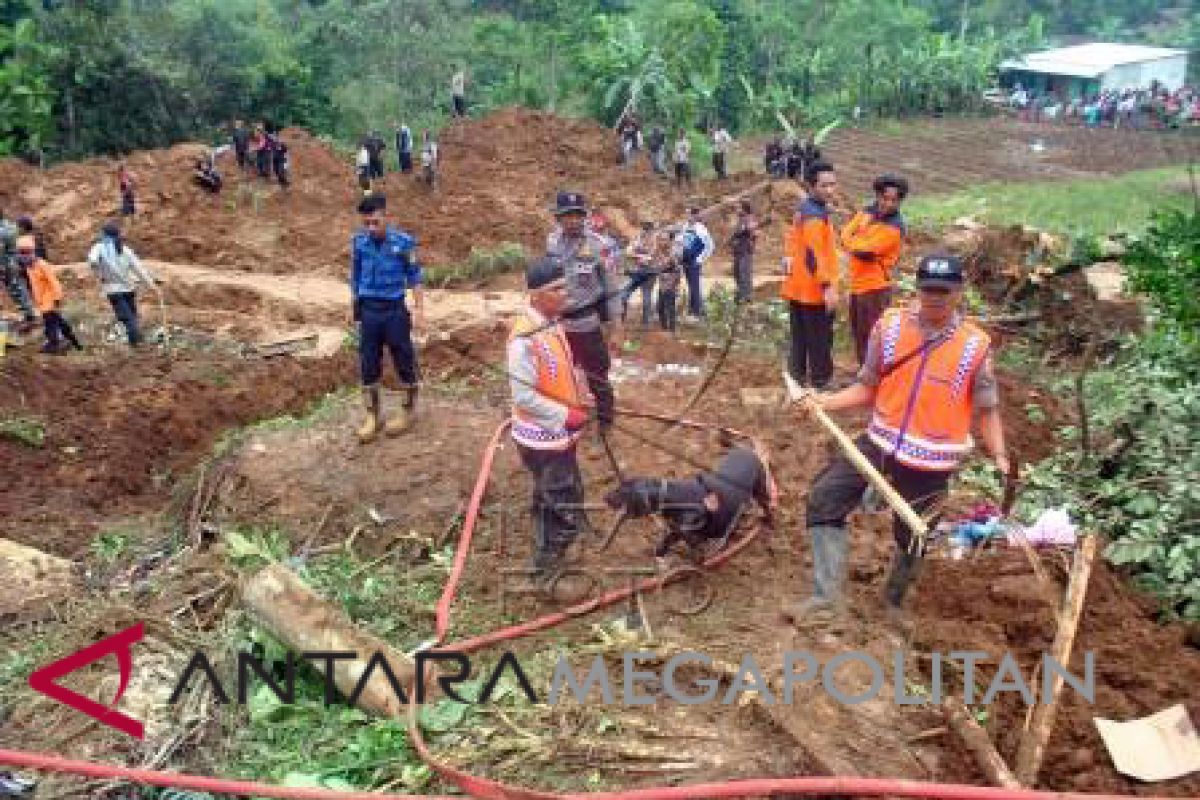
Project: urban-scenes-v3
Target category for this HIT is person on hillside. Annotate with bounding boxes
[545,190,623,435]
[451,66,468,118]
[419,130,439,188]
[657,233,683,333]
[365,131,386,180]
[395,121,414,173]
[19,236,81,354]
[193,155,223,194]
[0,210,37,330]
[231,119,251,171]
[87,220,156,348]
[842,174,909,365]
[117,163,137,217]
[617,110,641,165]
[623,219,660,328]
[646,125,667,175]
[800,135,822,176]
[508,255,590,589]
[356,143,372,192]
[350,193,425,443]
[274,140,291,188]
[784,137,802,180]
[16,216,48,260]
[784,254,1008,630]
[254,124,272,179]
[729,199,759,304]
[781,160,840,389]
[711,124,732,180]
[673,129,692,189]
[679,205,714,320]
[764,137,785,178]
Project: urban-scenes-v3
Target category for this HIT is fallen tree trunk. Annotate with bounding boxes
[943,697,1023,789]
[1014,533,1100,786]
[241,562,435,717]
[697,180,773,221]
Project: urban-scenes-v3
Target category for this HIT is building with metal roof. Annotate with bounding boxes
[1000,43,1189,98]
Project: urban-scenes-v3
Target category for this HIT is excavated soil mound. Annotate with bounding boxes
[0,109,766,283]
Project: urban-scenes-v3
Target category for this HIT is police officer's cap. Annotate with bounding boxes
[358,193,386,214]
[916,253,964,288]
[551,190,588,216]
[526,256,565,290]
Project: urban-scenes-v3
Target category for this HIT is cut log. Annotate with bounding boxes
[943,698,1022,789]
[0,538,77,616]
[241,562,436,717]
[1014,533,1100,785]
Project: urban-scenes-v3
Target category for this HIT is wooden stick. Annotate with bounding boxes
[782,369,929,551]
[1014,532,1100,786]
[942,698,1022,789]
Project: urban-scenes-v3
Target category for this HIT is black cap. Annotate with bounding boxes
[551,190,588,216]
[357,193,386,214]
[102,219,121,237]
[526,256,565,290]
[916,253,964,287]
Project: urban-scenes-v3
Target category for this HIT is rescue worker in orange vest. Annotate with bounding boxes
[842,174,909,366]
[785,254,1009,628]
[781,160,840,388]
[508,256,592,589]
[18,235,82,354]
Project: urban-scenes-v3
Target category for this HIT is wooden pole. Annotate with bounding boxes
[1013,533,1100,786]
[695,180,774,221]
[241,563,436,717]
[782,370,929,550]
[943,698,1023,789]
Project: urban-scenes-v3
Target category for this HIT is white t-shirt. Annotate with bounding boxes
[712,129,732,154]
[674,138,690,163]
[451,71,465,96]
[356,147,370,168]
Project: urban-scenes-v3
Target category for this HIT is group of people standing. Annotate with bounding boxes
[617,112,736,187]
[1,210,158,354]
[356,125,439,192]
[230,120,290,188]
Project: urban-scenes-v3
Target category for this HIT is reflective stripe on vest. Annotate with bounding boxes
[509,315,583,446]
[868,310,989,471]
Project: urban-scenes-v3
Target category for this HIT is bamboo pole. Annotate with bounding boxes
[943,698,1023,789]
[783,370,929,551]
[1013,533,1100,786]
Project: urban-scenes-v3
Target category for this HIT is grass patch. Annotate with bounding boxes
[0,415,46,448]
[424,242,525,288]
[907,167,1194,236]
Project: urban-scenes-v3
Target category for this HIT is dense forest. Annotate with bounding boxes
[0,0,1195,160]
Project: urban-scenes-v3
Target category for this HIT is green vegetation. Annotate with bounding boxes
[0,414,45,447]
[425,242,526,288]
[907,168,1194,237]
[4,0,1194,160]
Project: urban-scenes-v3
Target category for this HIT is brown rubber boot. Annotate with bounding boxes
[385,387,416,436]
[357,385,382,444]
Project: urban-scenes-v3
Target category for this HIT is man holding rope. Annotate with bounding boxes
[508,256,590,591]
[785,254,1009,630]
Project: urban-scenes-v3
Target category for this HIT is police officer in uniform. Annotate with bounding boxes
[545,191,624,434]
[350,193,426,443]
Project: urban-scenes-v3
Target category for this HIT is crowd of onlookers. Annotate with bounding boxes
[1008,81,1200,129]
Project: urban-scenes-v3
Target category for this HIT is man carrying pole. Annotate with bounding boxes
[784,254,1009,628]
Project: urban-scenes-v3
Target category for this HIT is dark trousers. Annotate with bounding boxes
[121,190,136,216]
[517,444,586,566]
[674,162,691,188]
[235,148,248,170]
[273,153,290,187]
[453,94,466,117]
[850,287,892,366]
[733,252,754,303]
[682,260,704,317]
[255,150,270,178]
[565,328,613,429]
[369,156,384,179]
[807,433,951,553]
[657,289,678,331]
[621,271,656,325]
[4,266,35,321]
[358,298,418,391]
[787,301,834,388]
[43,311,80,350]
[108,292,142,345]
[713,152,727,179]
[399,151,413,173]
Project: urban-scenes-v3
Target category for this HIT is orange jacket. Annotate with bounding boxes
[842,206,905,295]
[508,311,584,451]
[26,259,64,314]
[866,309,991,472]
[781,198,838,305]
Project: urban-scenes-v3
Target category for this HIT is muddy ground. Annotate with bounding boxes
[2,110,1198,797]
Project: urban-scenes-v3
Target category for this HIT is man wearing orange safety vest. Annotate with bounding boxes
[785,254,1009,629]
[508,256,592,589]
[842,174,909,366]
[781,160,839,389]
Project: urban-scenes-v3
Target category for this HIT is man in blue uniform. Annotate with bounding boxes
[350,193,426,443]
